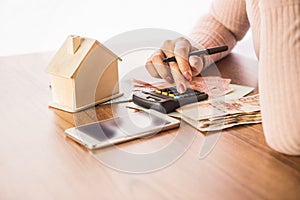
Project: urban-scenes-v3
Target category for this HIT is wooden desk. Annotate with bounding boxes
[0,52,299,200]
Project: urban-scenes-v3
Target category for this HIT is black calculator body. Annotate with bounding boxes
[132,87,208,113]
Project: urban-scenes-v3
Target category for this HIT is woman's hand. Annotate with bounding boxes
[145,37,204,93]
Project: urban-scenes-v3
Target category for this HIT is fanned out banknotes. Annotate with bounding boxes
[131,77,261,132]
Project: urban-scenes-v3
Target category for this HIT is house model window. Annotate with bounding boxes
[45,35,123,112]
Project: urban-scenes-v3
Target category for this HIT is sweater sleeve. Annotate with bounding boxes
[189,0,250,66]
[259,0,300,155]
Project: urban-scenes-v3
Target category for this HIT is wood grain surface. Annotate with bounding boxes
[0,52,299,200]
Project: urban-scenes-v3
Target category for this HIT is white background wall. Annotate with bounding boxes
[0,0,255,58]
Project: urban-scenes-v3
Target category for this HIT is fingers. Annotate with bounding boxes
[170,66,187,93]
[145,59,161,78]
[145,37,205,93]
[161,40,187,93]
[189,55,204,76]
[174,38,192,81]
[151,50,174,83]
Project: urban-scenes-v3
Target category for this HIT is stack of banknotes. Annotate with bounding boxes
[176,94,261,131]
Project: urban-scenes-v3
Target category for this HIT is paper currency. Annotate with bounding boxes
[133,76,233,97]
[179,95,261,131]
[189,76,232,97]
[129,77,259,132]
[223,84,254,100]
[177,94,260,119]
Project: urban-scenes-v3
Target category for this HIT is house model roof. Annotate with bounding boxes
[45,35,121,78]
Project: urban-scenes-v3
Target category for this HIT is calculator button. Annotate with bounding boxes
[174,96,180,100]
[155,90,161,94]
[162,92,168,96]
[168,93,174,97]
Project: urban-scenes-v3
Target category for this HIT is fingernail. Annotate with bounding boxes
[165,76,174,83]
[177,83,186,93]
[183,71,192,81]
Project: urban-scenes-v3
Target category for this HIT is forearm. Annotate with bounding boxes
[189,0,250,67]
[259,0,300,155]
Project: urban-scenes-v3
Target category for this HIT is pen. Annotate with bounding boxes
[163,45,228,63]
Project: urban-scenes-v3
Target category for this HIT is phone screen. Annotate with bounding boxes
[75,112,171,142]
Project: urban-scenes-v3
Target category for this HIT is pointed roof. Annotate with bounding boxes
[45,35,121,78]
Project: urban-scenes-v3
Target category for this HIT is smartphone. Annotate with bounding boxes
[65,110,180,150]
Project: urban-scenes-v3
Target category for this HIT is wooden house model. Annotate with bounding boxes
[45,35,123,112]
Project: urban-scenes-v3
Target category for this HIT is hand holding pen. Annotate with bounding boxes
[145,37,228,93]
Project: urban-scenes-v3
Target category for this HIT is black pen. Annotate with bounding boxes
[163,45,228,63]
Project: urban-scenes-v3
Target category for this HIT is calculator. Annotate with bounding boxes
[132,87,208,113]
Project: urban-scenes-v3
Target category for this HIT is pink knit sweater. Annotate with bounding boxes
[190,0,300,155]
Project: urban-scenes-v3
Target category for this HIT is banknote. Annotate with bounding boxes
[179,94,261,131]
[129,77,259,132]
[126,95,261,132]
[181,112,261,131]
[189,76,232,97]
[176,94,260,120]
[133,76,233,97]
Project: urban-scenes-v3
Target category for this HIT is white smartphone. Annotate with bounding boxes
[65,110,180,150]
